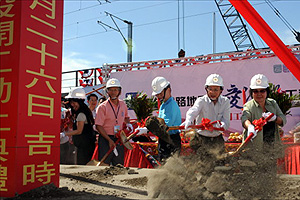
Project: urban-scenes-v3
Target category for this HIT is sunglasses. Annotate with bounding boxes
[252,89,266,94]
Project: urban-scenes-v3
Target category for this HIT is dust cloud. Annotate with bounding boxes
[147,143,299,200]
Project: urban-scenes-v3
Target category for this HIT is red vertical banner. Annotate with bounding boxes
[0,0,63,197]
[228,0,300,82]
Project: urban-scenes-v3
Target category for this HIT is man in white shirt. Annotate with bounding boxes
[182,74,230,158]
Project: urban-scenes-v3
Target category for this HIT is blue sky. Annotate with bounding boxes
[62,0,300,72]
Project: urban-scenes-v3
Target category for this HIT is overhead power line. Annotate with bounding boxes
[64,2,172,27]
[63,1,272,46]
[64,9,216,42]
[64,0,118,15]
[265,0,300,42]
[97,11,133,62]
[64,1,268,29]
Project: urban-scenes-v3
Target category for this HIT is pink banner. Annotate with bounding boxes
[111,56,300,134]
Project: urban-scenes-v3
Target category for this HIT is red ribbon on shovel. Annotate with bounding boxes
[244,112,275,143]
[234,113,275,155]
[168,118,225,132]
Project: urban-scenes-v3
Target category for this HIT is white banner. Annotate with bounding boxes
[111,56,300,134]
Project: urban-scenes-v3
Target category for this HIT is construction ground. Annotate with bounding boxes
[5,152,300,200]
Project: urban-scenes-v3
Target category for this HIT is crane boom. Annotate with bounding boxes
[214,0,255,51]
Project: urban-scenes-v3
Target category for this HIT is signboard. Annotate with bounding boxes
[111,55,300,134]
[0,0,63,197]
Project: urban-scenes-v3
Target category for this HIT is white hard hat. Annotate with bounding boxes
[250,74,269,89]
[152,76,170,95]
[106,78,121,89]
[205,74,224,87]
[65,88,86,99]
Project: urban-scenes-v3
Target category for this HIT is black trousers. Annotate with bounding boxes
[76,139,95,165]
[98,134,124,166]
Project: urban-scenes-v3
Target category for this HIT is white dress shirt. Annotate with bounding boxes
[185,94,230,137]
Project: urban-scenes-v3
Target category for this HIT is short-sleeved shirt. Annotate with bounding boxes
[185,94,230,137]
[241,98,286,149]
[77,112,88,124]
[158,97,181,135]
[95,99,129,136]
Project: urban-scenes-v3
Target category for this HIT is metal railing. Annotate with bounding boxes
[61,44,300,92]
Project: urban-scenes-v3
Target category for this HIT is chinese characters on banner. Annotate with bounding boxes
[112,55,300,133]
[0,0,63,197]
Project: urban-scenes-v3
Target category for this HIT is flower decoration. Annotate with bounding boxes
[124,92,158,122]
[268,83,299,115]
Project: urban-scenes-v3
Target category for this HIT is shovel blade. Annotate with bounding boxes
[145,116,174,145]
[86,159,100,166]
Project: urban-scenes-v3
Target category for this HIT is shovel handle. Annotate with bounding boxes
[265,112,275,121]
[258,113,275,129]
[243,132,254,146]
[168,120,224,131]
[229,132,254,156]
[229,113,275,156]
[125,130,140,142]
[168,124,203,131]
[97,137,121,166]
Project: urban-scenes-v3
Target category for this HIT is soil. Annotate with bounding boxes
[3,145,300,200]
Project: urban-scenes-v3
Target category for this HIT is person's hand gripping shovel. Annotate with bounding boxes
[228,113,275,156]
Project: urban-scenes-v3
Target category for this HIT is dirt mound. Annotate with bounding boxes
[147,144,300,200]
[69,164,128,181]
[4,146,300,200]
[121,177,148,187]
[4,183,121,200]
[5,165,146,200]
[5,183,70,200]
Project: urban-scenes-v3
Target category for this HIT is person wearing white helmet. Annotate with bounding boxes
[181,74,230,161]
[95,78,132,166]
[63,87,96,165]
[241,74,286,150]
[150,76,182,161]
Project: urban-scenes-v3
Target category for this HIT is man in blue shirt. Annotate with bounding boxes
[151,76,182,161]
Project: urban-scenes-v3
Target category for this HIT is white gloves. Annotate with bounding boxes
[216,121,226,129]
[126,123,134,133]
[181,120,193,130]
[113,148,118,156]
[247,124,257,138]
[135,127,148,135]
[60,132,69,144]
[60,132,65,139]
[262,112,276,122]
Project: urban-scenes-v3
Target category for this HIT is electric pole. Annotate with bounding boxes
[98,12,133,62]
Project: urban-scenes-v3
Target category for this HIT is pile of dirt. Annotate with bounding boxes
[6,165,146,200]
[121,177,148,187]
[147,145,300,200]
[5,184,71,200]
[6,184,130,200]
[4,144,300,200]
[69,164,128,181]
